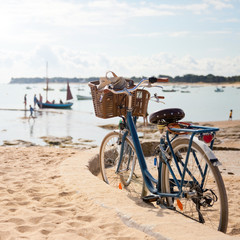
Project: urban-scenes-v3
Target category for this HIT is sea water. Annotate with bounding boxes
[0,83,239,146]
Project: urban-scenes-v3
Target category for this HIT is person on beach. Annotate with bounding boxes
[39,94,42,102]
[24,94,27,110]
[29,105,35,119]
[229,109,233,120]
[39,94,43,108]
[34,94,37,108]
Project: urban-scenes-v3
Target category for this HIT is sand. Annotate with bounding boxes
[0,120,239,239]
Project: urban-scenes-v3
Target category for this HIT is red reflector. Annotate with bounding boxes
[203,134,213,143]
[177,199,183,211]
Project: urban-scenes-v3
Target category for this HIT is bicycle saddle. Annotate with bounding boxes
[149,108,185,124]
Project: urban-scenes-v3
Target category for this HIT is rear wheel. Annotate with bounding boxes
[161,138,228,232]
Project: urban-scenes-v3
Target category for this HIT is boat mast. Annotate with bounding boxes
[46,61,48,101]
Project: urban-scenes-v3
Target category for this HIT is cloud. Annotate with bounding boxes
[203,0,233,10]
[128,31,189,38]
[0,0,238,82]
[1,46,239,82]
[204,30,232,35]
[0,0,233,32]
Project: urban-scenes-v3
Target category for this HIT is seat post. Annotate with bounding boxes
[126,88,133,111]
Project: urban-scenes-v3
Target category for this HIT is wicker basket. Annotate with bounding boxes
[89,80,150,119]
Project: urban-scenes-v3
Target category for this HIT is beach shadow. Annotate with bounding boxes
[87,153,171,218]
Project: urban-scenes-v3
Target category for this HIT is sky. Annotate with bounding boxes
[0,0,240,83]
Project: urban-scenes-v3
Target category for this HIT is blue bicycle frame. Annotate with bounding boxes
[125,110,219,198]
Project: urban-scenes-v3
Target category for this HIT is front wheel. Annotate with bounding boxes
[99,131,146,198]
[99,131,136,187]
[161,137,228,233]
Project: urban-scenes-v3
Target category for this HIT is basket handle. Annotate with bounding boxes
[106,71,118,79]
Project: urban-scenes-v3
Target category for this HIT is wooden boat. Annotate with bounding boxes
[36,100,73,109]
[37,62,73,109]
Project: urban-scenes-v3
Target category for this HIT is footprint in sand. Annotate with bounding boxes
[230,227,240,235]
[8,208,17,212]
[41,229,51,235]
[7,189,15,194]
[16,225,37,233]
[58,191,75,197]
[76,215,95,222]
[28,216,45,224]
[67,221,83,228]
[50,175,61,179]
[53,210,72,217]
[8,217,25,225]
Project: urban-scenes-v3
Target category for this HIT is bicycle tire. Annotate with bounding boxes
[99,131,135,186]
[161,137,228,233]
[99,131,146,198]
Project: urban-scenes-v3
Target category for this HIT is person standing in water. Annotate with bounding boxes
[229,109,233,120]
[29,105,34,119]
[34,94,37,109]
[24,94,27,110]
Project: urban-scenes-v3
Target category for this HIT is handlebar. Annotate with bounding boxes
[149,77,169,83]
[103,77,168,95]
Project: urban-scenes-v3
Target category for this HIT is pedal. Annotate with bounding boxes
[142,195,159,203]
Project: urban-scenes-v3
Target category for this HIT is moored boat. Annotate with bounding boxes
[36,100,73,109]
[214,87,224,92]
[37,62,73,109]
[76,95,92,100]
[162,89,177,92]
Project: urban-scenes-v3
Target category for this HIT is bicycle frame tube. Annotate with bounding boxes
[126,111,182,197]
[126,111,158,194]
[115,130,129,174]
[116,116,138,174]
[166,126,219,195]
[167,130,203,195]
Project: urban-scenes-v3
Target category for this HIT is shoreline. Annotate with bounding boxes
[1,119,240,150]
[5,81,240,87]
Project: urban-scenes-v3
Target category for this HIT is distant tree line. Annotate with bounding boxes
[131,74,240,83]
[10,74,240,84]
[169,74,240,83]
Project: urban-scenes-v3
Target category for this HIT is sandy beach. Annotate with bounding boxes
[0,120,239,239]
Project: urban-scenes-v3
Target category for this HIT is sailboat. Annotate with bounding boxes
[36,63,73,109]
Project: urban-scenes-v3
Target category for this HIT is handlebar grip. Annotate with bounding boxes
[149,77,168,83]
[157,78,168,82]
[157,96,165,99]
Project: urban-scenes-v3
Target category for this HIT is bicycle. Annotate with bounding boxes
[89,76,228,233]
